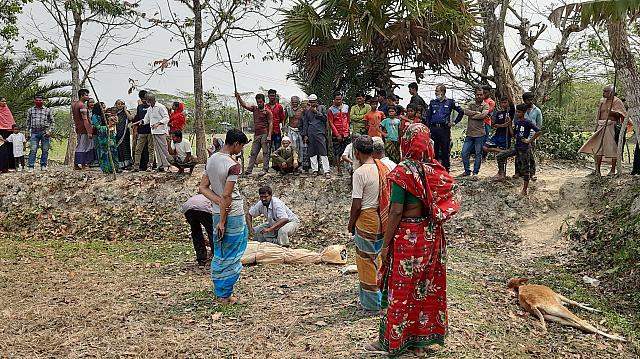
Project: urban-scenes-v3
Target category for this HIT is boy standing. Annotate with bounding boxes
[365,98,385,138]
[379,106,401,163]
[0,124,26,171]
[496,103,543,196]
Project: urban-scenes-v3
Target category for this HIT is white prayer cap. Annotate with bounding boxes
[307,94,318,101]
[372,136,384,146]
[282,136,291,142]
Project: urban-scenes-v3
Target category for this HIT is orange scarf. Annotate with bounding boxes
[374,159,391,233]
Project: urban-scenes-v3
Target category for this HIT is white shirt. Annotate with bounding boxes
[352,163,380,209]
[342,143,361,171]
[171,139,192,161]
[249,196,299,226]
[6,133,26,157]
[143,102,169,135]
[380,157,396,171]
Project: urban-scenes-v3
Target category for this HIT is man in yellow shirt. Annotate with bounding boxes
[350,92,371,135]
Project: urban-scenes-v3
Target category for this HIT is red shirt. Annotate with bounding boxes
[400,116,421,133]
[328,104,350,138]
[265,103,285,134]
[484,98,495,126]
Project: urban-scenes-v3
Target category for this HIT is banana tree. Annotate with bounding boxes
[550,1,640,172]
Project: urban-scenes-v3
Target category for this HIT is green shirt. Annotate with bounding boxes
[390,182,421,204]
[350,103,371,133]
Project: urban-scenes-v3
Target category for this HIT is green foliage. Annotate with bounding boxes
[0,53,71,132]
[280,0,477,97]
[0,0,31,44]
[537,107,592,160]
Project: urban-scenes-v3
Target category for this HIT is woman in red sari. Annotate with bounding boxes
[366,123,461,357]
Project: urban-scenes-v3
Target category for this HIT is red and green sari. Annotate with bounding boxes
[378,123,461,357]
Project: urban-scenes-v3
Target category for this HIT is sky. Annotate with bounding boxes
[15,0,568,108]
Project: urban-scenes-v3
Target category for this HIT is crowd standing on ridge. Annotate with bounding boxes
[0,81,635,357]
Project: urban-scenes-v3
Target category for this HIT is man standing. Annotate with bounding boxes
[133,90,154,171]
[328,93,350,176]
[72,88,95,169]
[141,92,171,171]
[460,87,490,179]
[347,135,391,311]
[408,82,427,116]
[350,92,371,135]
[26,94,54,172]
[302,94,331,177]
[521,92,543,180]
[266,89,285,150]
[247,185,300,247]
[199,129,250,305]
[376,90,389,116]
[237,92,273,176]
[285,96,307,171]
[425,84,464,172]
[482,85,496,143]
[579,85,624,176]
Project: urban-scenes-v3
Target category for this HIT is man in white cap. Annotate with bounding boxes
[301,94,331,177]
[270,135,300,174]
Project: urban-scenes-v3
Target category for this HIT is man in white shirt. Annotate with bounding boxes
[246,186,300,247]
[141,92,171,171]
[341,132,361,175]
[181,194,213,266]
[372,136,396,171]
[169,130,196,174]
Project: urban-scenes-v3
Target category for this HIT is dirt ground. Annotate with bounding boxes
[0,158,638,358]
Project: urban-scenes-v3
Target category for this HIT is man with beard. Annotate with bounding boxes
[302,94,331,177]
[246,185,300,247]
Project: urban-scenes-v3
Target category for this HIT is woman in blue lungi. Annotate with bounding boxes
[199,129,250,305]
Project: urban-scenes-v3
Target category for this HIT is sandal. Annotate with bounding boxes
[364,341,387,354]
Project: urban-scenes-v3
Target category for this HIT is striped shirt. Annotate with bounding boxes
[26,106,55,134]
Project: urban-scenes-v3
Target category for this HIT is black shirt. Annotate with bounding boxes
[136,103,151,134]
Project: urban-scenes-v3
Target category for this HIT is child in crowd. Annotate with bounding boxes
[400,104,421,135]
[496,103,543,196]
[380,106,401,163]
[365,98,385,138]
[483,97,512,155]
[0,124,26,171]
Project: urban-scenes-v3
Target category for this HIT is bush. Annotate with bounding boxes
[537,107,592,160]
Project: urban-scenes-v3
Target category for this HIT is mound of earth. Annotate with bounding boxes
[0,161,638,358]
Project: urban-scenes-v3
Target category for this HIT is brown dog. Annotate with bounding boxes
[508,277,626,341]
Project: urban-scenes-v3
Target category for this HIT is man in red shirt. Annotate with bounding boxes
[328,93,350,176]
[266,89,285,150]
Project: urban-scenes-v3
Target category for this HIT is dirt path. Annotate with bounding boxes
[0,162,638,358]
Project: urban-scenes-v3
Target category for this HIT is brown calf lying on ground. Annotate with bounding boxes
[507,277,626,341]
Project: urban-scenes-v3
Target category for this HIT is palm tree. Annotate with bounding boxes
[0,54,71,131]
[280,0,477,100]
[550,1,640,173]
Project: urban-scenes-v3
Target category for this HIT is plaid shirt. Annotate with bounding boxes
[26,106,55,134]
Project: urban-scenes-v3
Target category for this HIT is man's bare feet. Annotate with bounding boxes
[492,174,505,182]
[217,295,243,305]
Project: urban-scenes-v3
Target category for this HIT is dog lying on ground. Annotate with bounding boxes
[507,277,626,341]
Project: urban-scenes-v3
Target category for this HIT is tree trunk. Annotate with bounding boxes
[481,0,523,102]
[64,15,83,166]
[608,17,640,173]
[192,0,207,163]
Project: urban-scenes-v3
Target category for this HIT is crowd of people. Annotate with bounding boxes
[185,81,569,357]
[0,89,197,175]
[0,81,635,357]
